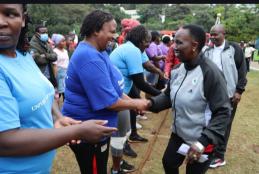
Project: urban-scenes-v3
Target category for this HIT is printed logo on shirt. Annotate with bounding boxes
[171,73,178,81]
[118,79,125,90]
[31,91,53,111]
[192,78,198,85]
[227,52,233,58]
[31,72,54,111]
[113,65,125,90]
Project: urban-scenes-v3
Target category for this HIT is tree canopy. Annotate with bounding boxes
[27,4,259,43]
[27,4,129,38]
[137,4,259,42]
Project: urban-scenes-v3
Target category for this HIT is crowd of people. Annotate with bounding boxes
[1,3,258,174]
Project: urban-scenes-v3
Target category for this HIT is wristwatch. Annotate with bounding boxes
[193,141,205,153]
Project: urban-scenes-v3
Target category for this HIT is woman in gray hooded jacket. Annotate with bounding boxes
[147,24,231,174]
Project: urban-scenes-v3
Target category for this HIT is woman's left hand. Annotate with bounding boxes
[186,141,204,164]
[232,92,241,105]
[54,116,82,144]
[54,116,82,128]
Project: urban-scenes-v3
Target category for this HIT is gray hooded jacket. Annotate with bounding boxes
[149,54,231,147]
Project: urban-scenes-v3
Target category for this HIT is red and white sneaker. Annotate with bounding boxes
[209,158,226,168]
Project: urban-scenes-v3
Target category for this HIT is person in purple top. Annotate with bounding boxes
[146,31,167,89]
[146,31,166,71]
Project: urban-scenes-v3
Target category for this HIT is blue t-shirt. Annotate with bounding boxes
[142,51,149,73]
[0,51,55,173]
[110,41,148,94]
[62,42,124,128]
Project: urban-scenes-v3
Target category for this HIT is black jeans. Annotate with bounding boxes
[214,100,238,159]
[245,57,250,72]
[162,133,212,174]
[70,139,110,174]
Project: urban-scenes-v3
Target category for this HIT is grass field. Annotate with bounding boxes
[52,70,259,174]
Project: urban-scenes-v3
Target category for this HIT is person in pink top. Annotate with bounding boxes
[52,34,70,103]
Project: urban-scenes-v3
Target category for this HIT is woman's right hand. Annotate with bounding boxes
[77,120,117,143]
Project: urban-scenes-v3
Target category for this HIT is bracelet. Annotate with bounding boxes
[193,141,205,153]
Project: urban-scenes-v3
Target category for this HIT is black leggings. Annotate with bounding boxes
[162,133,212,174]
[245,57,250,72]
[128,84,141,132]
[69,139,110,174]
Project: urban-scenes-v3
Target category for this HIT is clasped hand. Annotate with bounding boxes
[186,142,205,164]
[133,98,151,115]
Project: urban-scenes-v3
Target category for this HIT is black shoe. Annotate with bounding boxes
[129,133,148,143]
[123,142,137,158]
[120,159,136,173]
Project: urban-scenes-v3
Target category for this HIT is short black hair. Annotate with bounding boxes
[17,4,31,55]
[182,24,206,52]
[151,31,160,42]
[35,25,46,33]
[125,25,149,48]
[162,35,171,44]
[80,10,114,38]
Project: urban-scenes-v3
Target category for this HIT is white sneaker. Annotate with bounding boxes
[136,122,142,129]
[209,158,226,168]
[136,115,148,120]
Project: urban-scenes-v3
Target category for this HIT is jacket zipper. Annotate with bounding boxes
[173,70,188,135]
[220,51,224,72]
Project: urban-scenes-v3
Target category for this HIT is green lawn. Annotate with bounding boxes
[52,70,259,174]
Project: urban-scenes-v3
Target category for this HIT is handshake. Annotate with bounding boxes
[132,98,152,115]
[54,97,154,144]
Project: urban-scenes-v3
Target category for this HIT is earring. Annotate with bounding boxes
[193,48,195,52]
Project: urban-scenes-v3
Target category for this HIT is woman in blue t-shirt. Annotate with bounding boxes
[62,10,150,174]
[0,4,118,174]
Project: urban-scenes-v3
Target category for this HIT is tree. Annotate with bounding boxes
[27,4,128,37]
[187,4,215,32]
[101,4,130,32]
[27,4,258,43]
[220,4,259,42]
[28,4,93,37]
